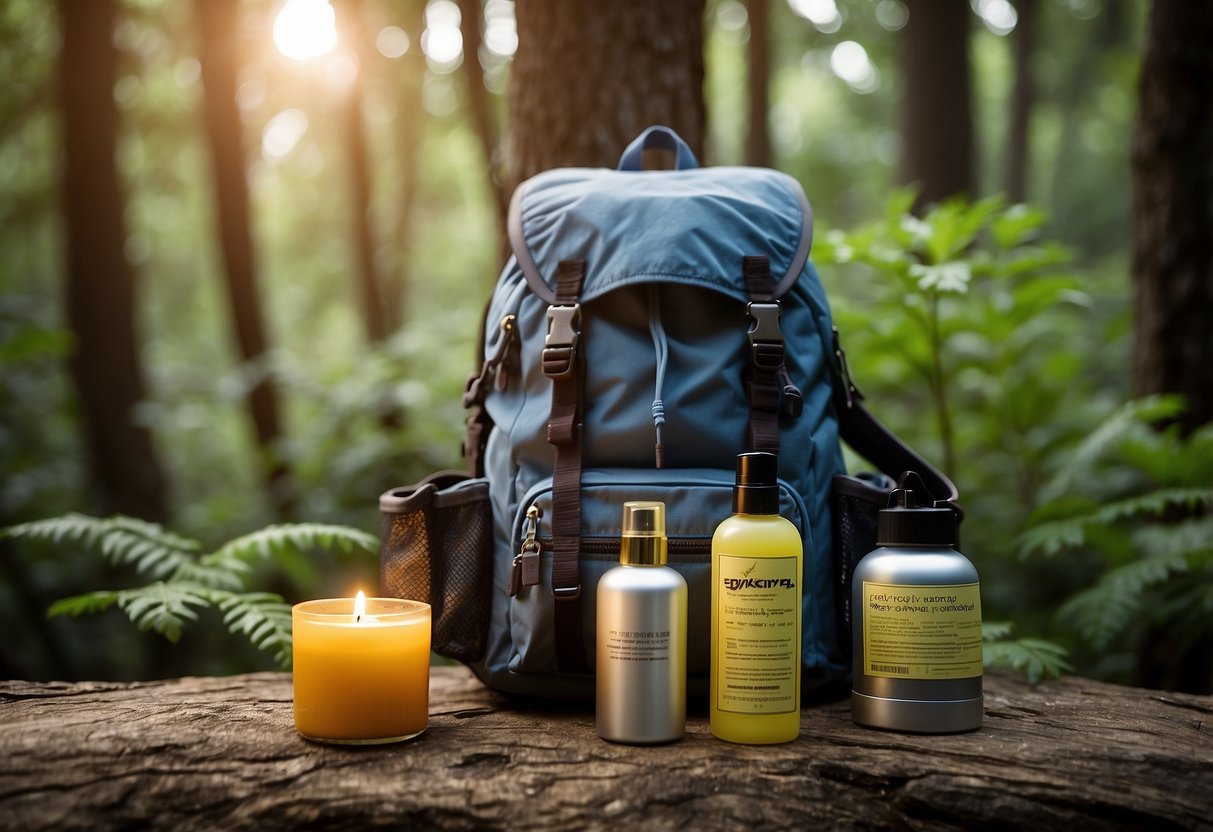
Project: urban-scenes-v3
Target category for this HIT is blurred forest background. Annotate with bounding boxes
[2,0,1210,692]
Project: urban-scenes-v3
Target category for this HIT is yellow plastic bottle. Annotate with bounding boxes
[710,452,803,744]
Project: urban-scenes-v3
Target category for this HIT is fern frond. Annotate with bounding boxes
[1056,585,1138,651]
[1016,517,1088,558]
[47,591,123,619]
[1038,395,1187,502]
[115,582,211,643]
[1058,548,1194,649]
[1018,487,1213,557]
[29,518,376,669]
[982,621,1071,684]
[983,637,1071,684]
[208,590,293,669]
[981,621,1014,641]
[204,523,378,571]
[1132,516,1213,561]
[1096,488,1213,523]
[2,514,202,580]
[172,556,252,592]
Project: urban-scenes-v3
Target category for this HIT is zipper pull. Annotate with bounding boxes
[519,505,542,589]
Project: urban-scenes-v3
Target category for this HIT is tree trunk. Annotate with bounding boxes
[337,0,390,344]
[389,0,427,328]
[1004,0,1038,203]
[196,0,294,518]
[745,0,772,168]
[505,0,706,198]
[898,0,975,208]
[1130,1,1213,436]
[1129,0,1213,695]
[57,0,171,523]
[457,0,508,252]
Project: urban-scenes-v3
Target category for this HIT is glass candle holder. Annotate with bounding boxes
[292,596,431,745]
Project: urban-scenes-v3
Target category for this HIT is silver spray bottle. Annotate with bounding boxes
[596,501,687,744]
[852,473,982,733]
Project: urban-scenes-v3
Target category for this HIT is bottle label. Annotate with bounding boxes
[604,628,671,663]
[716,554,800,715]
[862,582,983,679]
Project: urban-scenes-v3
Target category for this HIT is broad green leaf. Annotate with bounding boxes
[990,204,1048,250]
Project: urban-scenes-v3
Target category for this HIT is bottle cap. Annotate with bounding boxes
[620,501,667,565]
[733,452,780,515]
[876,472,957,547]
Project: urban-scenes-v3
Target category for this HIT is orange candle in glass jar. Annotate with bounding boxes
[292,592,431,744]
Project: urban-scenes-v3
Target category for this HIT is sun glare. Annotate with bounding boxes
[273,0,338,61]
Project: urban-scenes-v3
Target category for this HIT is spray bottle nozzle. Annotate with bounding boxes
[620,501,668,565]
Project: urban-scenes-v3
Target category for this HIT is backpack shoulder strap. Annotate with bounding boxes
[546,258,589,674]
[831,327,962,516]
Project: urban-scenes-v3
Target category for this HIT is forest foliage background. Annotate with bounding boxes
[2,0,1210,691]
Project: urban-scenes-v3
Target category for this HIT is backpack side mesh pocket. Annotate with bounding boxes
[830,471,896,667]
[380,472,492,662]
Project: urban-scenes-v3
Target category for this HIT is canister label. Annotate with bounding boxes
[862,582,982,679]
[716,554,799,715]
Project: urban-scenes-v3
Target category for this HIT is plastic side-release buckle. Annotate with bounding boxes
[747,301,785,369]
[543,304,581,379]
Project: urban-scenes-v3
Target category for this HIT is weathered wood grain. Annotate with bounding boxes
[0,668,1209,831]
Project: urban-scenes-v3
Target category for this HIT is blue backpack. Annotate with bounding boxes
[379,126,959,699]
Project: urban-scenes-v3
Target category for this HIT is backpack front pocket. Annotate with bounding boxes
[505,468,807,680]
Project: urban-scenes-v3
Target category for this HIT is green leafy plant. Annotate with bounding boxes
[817,191,1097,681]
[1018,398,1213,668]
[816,190,1079,481]
[2,514,378,669]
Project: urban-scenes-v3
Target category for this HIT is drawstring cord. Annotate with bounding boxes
[648,285,669,468]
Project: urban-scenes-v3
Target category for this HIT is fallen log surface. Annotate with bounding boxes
[1,667,1210,830]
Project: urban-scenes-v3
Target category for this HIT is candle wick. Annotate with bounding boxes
[356,614,362,624]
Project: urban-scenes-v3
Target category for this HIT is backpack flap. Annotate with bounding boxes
[508,162,814,306]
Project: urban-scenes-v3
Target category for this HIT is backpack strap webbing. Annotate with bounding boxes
[743,255,785,455]
[830,326,963,516]
[545,258,589,674]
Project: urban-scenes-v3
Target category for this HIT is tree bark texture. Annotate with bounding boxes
[899,0,975,208]
[196,0,295,516]
[505,0,706,199]
[57,0,171,523]
[0,668,1210,831]
[1130,1,1213,435]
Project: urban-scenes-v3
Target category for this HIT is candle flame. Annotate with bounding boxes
[353,590,366,623]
